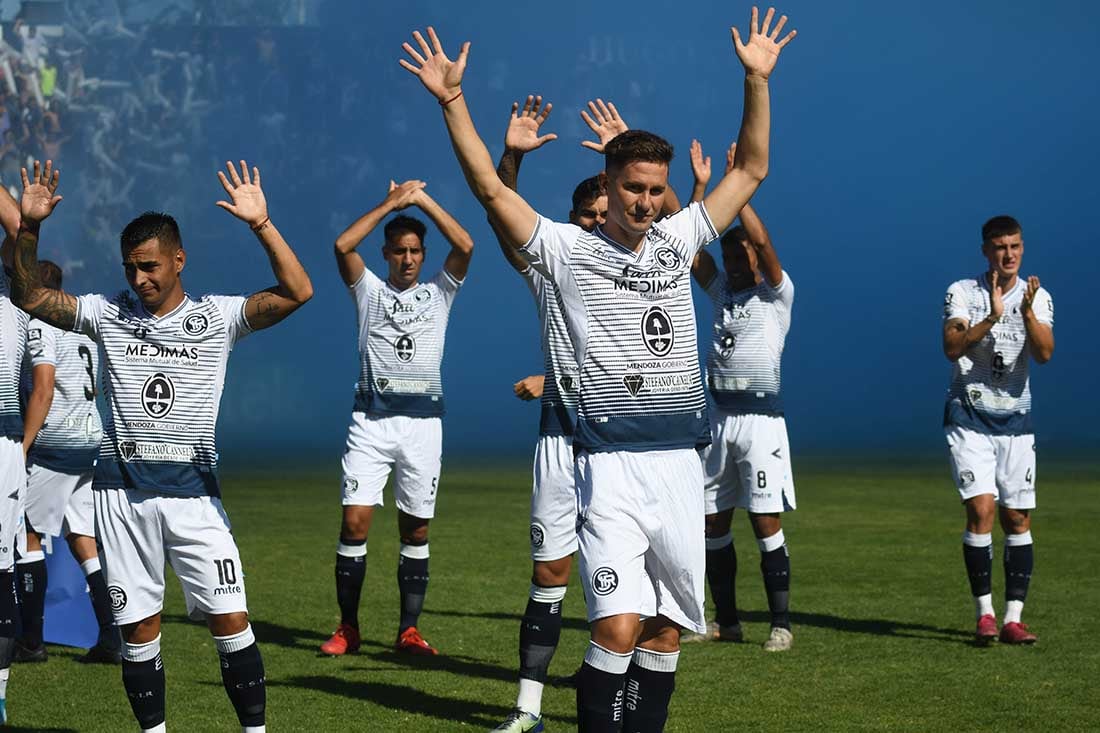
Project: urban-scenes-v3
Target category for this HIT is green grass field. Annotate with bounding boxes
[11,461,1100,732]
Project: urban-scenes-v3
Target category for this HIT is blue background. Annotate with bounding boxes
[26,0,1100,463]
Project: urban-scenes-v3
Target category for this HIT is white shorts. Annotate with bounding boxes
[702,411,796,515]
[25,464,95,538]
[945,426,1036,510]
[340,413,442,518]
[576,448,706,634]
[0,437,26,572]
[94,488,248,626]
[530,434,579,562]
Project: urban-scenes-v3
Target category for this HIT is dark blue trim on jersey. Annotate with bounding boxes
[28,445,98,474]
[943,399,1033,436]
[93,458,221,498]
[0,414,23,439]
[539,402,576,438]
[574,410,712,453]
[710,390,784,416]
[358,391,445,418]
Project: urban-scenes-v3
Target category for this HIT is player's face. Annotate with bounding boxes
[721,237,758,287]
[384,232,425,289]
[569,194,608,232]
[122,238,184,312]
[982,233,1024,279]
[605,162,669,236]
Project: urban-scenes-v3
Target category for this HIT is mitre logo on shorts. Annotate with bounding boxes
[959,470,975,487]
[530,523,545,548]
[591,567,619,596]
[653,246,682,271]
[182,312,209,336]
[641,306,674,357]
[394,335,416,363]
[108,585,127,612]
[142,373,175,419]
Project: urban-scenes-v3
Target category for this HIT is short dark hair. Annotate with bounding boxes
[720,226,749,250]
[384,215,427,247]
[571,176,606,212]
[120,212,182,253]
[981,215,1021,244]
[604,130,674,172]
[37,259,62,289]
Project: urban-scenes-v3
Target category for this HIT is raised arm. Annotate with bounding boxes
[12,160,77,330]
[411,188,474,281]
[691,250,719,288]
[689,139,712,203]
[215,160,313,331]
[0,184,20,268]
[335,180,426,286]
[22,362,54,458]
[400,28,537,250]
[736,183,783,287]
[495,95,557,273]
[1021,276,1054,363]
[704,7,796,233]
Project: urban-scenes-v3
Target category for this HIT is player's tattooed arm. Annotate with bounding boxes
[513,375,545,401]
[410,188,474,281]
[22,363,55,459]
[1020,275,1054,363]
[0,184,20,268]
[335,180,426,286]
[704,7,797,234]
[495,95,557,274]
[400,27,538,251]
[214,160,314,331]
[13,160,78,330]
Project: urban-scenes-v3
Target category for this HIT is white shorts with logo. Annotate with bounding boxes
[576,448,706,634]
[94,488,248,626]
[530,434,579,562]
[0,437,26,572]
[945,426,1036,509]
[340,413,442,518]
[702,411,796,515]
[25,464,95,538]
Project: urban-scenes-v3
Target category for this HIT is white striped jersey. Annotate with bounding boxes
[943,275,1053,435]
[0,269,29,439]
[520,202,717,452]
[22,319,102,472]
[75,291,252,497]
[521,267,579,437]
[350,268,461,417]
[702,272,793,415]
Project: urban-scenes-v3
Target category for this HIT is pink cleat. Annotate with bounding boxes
[975,614,999,644]
[999,621,1037,645]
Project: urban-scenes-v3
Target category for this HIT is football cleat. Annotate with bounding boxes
[975,614,999,644]
[13,641,47,663]
[999,621,1037,645]
[762,626,793,652]
[395,626,438,656]
[76,643,122,665]
[320,624,361,656]
[490,708,545,732]
[681,620,743,643]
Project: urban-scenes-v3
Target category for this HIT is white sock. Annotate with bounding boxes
[974,594,994,619]
[516,677,544,718]
[142,724,166,733]
[1004,599,1024,624]
[243,727,267,733]
[0,666,9,699]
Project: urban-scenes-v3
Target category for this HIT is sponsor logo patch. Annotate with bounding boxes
[394,334,416,363]
[641,306,674,357]
[142,373,175,418]
[559,375,575,392]
[117,440,196,463]
[591,567,619,596]
[623,374,645,397]
[182,312,209,336]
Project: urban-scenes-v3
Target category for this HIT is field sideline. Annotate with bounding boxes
[11,461,1099,732]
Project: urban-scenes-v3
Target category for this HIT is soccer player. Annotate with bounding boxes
[682,140,796,652]
[490,95,593,732]
[322,179,472,658]
[17,259,119,664]
[11,159,313,733]
[400,9,796,729]
[0,186,29,724]
[942,215,1054,645]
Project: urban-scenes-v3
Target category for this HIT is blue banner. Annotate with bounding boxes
[43,537,98,649]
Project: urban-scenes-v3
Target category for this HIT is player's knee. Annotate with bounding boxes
[122,614,162,644]
[341,508,373,539]
[637,621,681,654]
[1000,509,1031,534]
[704,510,733,538]
[207,611,250,637]
[749,512,781,539]
[532,557,571,587]
[590,615,642,654]
[398,514,429,544]
[24,531,43,552]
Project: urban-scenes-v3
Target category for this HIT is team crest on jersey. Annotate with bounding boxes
[623,374,645,397]
[719,332,736,358]
[182,312,209,336]
[141,373,175,418]
[641,306,674,356]
[28,328,41,341]
[530,523,546,548]
[394,335,416,362]
[591,567,619,596]
[108,585,128,612]
[653,246,682,271]
[414,288,431,303]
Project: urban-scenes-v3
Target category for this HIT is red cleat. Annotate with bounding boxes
[999,621,1037,645]
[320,624,361,655]
[395,626,438,656]
[975,614,998,644]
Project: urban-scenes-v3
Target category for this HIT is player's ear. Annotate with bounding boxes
[597,170,609,190]
[175,247,186,273]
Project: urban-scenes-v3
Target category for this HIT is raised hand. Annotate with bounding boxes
[725,141,738,175]
[580,98,629,153]
[1021,275,1041,314]
[385,179,427,211]
[987,271,1005,321]
[216,160,268,227]
[20,160,62,224]
[399,27,469,102]
[732,6,797,80]
[505,95,558,154]
[690,140,712,188]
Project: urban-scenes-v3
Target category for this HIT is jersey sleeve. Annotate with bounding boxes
[210,295,253,345]
[429,268,463,309]
[770,270,794,309]
[663,201,720,257]
[1031,286,1054,327]
[350,267,382,305]
[518,214,577,285]
[943,281,970,323]
[74,293,108,341]
[26,319,57,367]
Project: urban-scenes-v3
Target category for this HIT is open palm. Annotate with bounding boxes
[505,95,557,153]
[216,160,268,226]
[400,27,468,101]
[20,160,62,224]
[733,7,797,80]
